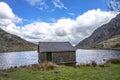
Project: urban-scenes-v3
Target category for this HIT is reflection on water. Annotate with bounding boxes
[0,49,120,69]
[76,49,120,65]
[0,51,38,69]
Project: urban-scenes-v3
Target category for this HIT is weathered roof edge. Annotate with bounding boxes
[38,42,76,53]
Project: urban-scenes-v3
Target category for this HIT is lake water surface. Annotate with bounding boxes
[0,51,38,69]
[0,49,120,69]
[76,49,120,65]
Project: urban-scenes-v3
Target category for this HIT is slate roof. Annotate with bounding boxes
[38,42,76,52]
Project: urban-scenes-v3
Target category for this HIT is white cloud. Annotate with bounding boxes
[0,2,118,45]
[74,9,115,36]
[53,0,67,9]
[0,2,22,24]
[20,9,117,45]
[0,2,14,19]
[67,12,75,16]
[0,2,22,35]
[26,0,49,9]
[26,0,43,6]
[26,0,67,10]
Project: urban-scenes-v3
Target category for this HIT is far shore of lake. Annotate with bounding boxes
[1,48,120,53]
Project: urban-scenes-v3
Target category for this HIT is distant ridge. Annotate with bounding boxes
[76,13,120,49]
[0,28,37,52]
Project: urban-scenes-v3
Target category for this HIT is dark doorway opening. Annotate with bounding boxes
[46,52,52,61]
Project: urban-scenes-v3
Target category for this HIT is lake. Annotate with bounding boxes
[0,49,120,69]
[76,49,120,65]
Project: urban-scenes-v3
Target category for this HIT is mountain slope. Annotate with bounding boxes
[0,28,37,52]
[94,35,120,49]
[76,13,120,49]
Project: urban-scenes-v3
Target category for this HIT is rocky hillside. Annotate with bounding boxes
[94,35,120,49]
[76,13,120,49]
[0,28,37,52]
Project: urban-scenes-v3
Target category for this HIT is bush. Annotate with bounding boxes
[91,61,97,67]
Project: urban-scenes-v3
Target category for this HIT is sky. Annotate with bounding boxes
[0,0,118,45]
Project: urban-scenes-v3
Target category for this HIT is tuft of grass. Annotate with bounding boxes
[106,58,120,64]
[3,67,18,73]
[91,61,97,67]
[31,62,58,71]
[0,71,8,77]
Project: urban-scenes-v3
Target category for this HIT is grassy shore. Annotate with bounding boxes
[0,62,120,80]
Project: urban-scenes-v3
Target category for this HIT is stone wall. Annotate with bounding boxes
[38,52,46,63]
[52,51,76,64]
[38,51,76,64]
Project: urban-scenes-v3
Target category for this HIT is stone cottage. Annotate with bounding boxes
[38,42,76,65]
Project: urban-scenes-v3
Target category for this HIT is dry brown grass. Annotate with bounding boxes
[2,62,58,72]
[32,62,58,70]
[106,58,120,64]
